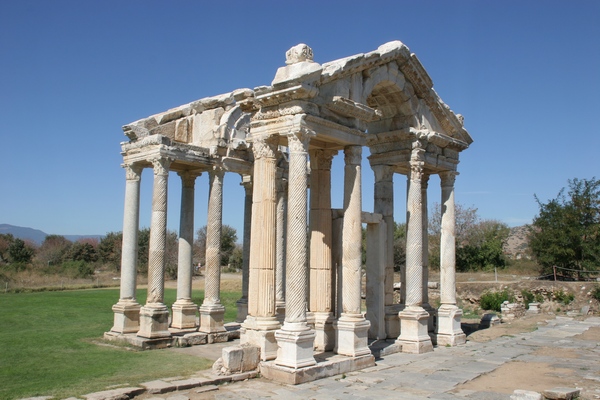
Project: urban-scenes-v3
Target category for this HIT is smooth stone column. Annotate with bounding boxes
[372,164,397,339]
[397,142,433,353]
[365,217,387,340]
[421,174,436,334]
[236,175,252,323]
[199,167,227,333]
[138,158,172,339]
[335,145,370,357]
[172,171,200,330]
[241,135,280,361]
[309,149,337,351]
[436,171,466,346]
[275,129,316,369]
[111,163,143,334]
[275,167,287,323]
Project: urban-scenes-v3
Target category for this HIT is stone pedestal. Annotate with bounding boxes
[111,300,141,334]
[334,314,371,357]
[436,304,466,346]
[236,299,248,324]
[138,304,171,339]
[199,304,226,333]
[313,311,335,352]
[275,324,317,369]
[241,316,280,361]
[423,302,437,334]
[171,300,198,330]
[396,306,433,354]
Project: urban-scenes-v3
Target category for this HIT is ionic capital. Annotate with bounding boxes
[287,128,314,154]
[439,170,459,188]
[151,158,172,176]
[123,163,143,181]
[344,145,362,166]
[309,149,337,170]
[252,135,279,159]
[178,170,201,188]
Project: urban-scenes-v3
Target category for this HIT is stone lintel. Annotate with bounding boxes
[325,96,378,122]
[361,211,382,224]
[222,156,253,175]
[256,82,318,107]
[260,353,375,385]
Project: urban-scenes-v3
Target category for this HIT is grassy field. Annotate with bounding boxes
[0,288,240,399]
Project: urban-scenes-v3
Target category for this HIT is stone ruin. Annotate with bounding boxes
[105,41,473,383]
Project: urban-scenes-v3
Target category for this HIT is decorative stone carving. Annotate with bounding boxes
[286,44,314,65]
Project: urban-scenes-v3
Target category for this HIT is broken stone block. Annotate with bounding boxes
[542,387,581,400]
[480,313,500,328]
[510,389,542,400]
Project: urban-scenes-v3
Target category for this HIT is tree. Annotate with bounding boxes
[98,231,123,271]
[393,222,407,271]
[36,235,72,267]
[65,241,98,263]
[0,233,15,264]
[429,203,509,271]
[529,177,600,280]
[193,225,238,267]
[8,238,35,265]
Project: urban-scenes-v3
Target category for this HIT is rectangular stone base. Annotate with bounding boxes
[104,331,173,350]
[103,326,239,350]
[260,353,375,385]
[368,339,402,358]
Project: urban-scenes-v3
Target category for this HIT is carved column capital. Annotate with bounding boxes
[287,128,314,154]
[240,174,253,194]
[309,149,337,170]
[344,145,362,166]
[371,164,394,183]
[178,171,201,188]
[123,163,143,181]
[151,158,172,176]
[439,170,459,188]
[252,135,278,159]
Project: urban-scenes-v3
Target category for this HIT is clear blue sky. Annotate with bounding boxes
[1,1,599,238]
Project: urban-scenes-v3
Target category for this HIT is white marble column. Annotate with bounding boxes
[241,135,280,361]
[111,163,143,334]
[436,171,466,346]
[138,157,172,339]
[372,164,397,339]
[309,149,337,351]
[275,129,316,369]
[335,145,371,357]
[236,175,252,323]
[396,142,433,353]
[172,171,200,330]
[275,167,287,323]
[421,174,436,334]
[199,167,227,333]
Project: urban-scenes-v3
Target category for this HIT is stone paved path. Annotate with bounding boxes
[132,316,600,400]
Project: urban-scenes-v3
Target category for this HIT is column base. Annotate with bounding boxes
[436,304,466,347]
[199,303,226,333]
[313,311,336,352]
[111,299,141,334]
[396,305,433,354]
[274,323,317,369]
[171,300,198,330]
[422,302,437,333]
[384,305,401,339]
[276,301,286,324]
[236,298,248,323]
[334,313,371,357]
[137,303,171,339]
[241,316,280,361]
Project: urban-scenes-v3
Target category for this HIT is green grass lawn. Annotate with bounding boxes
[0,288,241,399]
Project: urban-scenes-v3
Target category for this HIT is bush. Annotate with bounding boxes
[62,261,94,279]
[480,289,514,312]
[591,285,600,302]
[553,289,574,305]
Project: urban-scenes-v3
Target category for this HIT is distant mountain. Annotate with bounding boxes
[0,224,103,245]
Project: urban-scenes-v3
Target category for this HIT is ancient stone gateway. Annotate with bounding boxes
[105,41,472,383]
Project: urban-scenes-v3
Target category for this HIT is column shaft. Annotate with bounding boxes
[236,175,252,323]
[199,167,226,333]
[111,163,142,334]
[172,171,199,330]
[275,169,287,321]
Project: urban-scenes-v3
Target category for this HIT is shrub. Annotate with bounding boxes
[62,260,94,279]
[480,289,514,312]
[553,289,574,305]
[592,285,600,302]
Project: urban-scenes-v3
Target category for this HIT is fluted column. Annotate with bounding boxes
[372,164,397,339]
[111,163,143,334]
[138,157,172,339]
[396,141,432,353]
[172,171,200,330]
[199,167,227,333]
[436,171,466,346]
[335,145,371,357]
[241,135,280,361]
[275,129,316,369]
[421,174,436,333]
[236,175,252,323]
[275,168,287,322]
[309,149,337,351]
